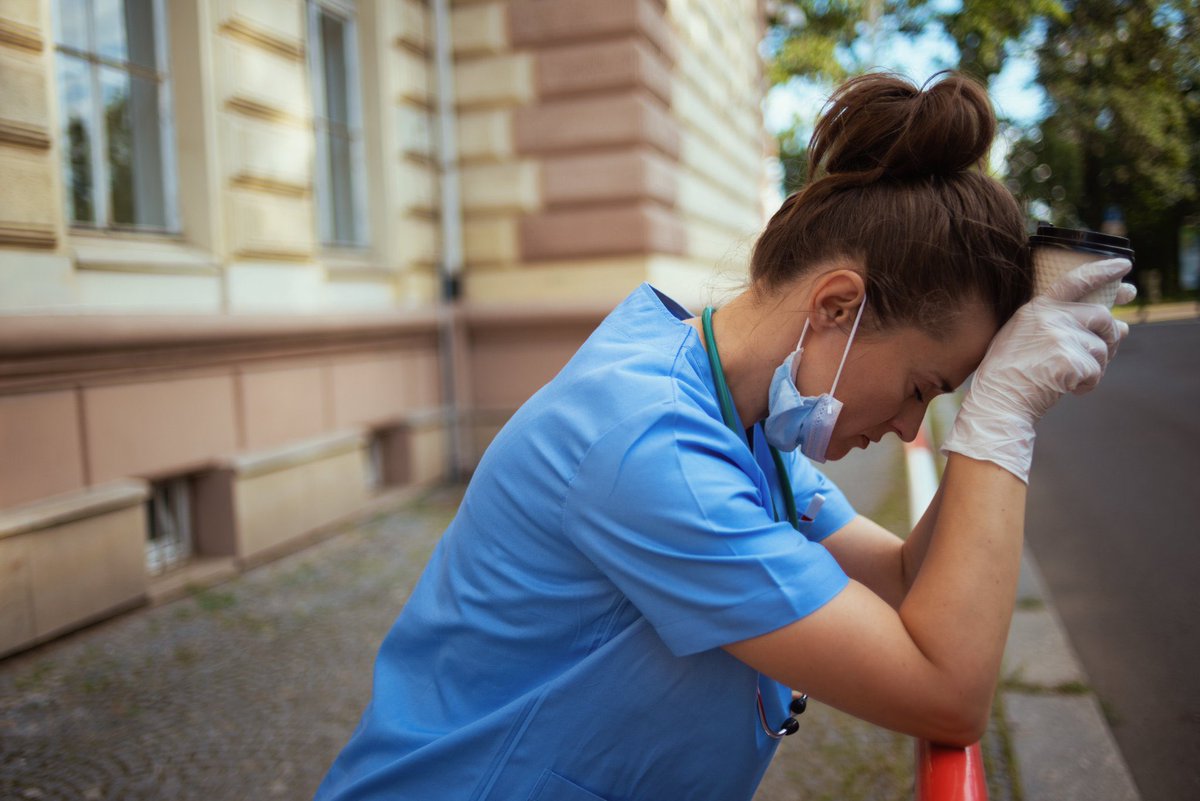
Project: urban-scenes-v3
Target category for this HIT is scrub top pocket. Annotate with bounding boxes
[527,770,609,801]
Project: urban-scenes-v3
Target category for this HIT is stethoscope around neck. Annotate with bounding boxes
[701,306,809,739]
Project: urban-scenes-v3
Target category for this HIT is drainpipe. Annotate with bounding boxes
[431,0,465,481]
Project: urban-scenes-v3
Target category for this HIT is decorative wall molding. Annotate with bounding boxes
[229,174,310,199]
[218,19,305,62]
[0,119,50,150]
[0,222,55,248]
[0,19,42,53]
[0,312,441,394]
[224,97,307,127]
[232,246,314,263]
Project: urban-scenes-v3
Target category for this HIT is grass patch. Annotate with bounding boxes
[12,661,56,693]
[1000,675,1092,696]
[192,588,237,612]
[173,644,200,665]
[987,693,1025,801]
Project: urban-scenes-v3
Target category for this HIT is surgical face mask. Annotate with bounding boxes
[763,299,867,462]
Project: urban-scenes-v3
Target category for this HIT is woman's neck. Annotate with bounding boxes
[687,288,810,426]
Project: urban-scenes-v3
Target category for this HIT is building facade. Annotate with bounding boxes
[0,0,773,656]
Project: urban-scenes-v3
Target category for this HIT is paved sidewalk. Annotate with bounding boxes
[0,412,1138,800]
[0,492,459,801]
[0,447,1003,801]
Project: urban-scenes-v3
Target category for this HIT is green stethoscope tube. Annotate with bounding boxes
[701,307,801,533]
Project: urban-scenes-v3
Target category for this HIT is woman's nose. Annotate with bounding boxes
[892,404,926,443]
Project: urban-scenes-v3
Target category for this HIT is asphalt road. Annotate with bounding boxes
[1026,318,1200,801]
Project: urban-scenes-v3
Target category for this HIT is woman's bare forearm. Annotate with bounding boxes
[898,452,1026,708]
[899,478,946,594]
[727,451,1028,744]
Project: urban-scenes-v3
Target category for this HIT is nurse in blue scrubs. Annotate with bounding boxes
[315,73,1132,801]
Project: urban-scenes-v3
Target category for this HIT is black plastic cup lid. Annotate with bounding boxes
[1030,222,1135,263]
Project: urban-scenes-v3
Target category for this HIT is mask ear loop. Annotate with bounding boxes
[788,319,812,383]
[827,297,867,399]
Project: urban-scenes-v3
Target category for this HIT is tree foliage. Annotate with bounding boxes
[766,0,1062,86]
[1006,0,1200,288]
[766,0,1200,289]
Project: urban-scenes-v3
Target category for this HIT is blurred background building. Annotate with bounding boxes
[0,0,772,656]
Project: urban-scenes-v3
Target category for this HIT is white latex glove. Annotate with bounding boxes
[941,258,1134,483]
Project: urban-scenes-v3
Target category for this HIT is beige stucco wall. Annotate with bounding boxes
[0,0,443,314]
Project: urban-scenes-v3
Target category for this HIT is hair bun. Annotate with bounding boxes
[809,71,995,182]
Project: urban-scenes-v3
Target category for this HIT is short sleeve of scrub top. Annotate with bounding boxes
[562,335,852,658]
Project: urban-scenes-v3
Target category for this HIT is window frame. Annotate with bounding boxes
[51,0,181,234]
[306,0,370,250]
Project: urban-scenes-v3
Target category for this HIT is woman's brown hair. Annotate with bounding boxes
[753,72,1033,335]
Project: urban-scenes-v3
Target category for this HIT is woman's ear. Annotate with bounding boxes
[809,268,866,331]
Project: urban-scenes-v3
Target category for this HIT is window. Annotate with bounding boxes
[51,0,178,231]
[145,476,193,575]
[307,0,368,247]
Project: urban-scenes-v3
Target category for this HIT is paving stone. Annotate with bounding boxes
[1004,609,1088,689]
[1003,692,1141,801]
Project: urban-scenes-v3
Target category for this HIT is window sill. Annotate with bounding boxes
[68,231,221,276]
[321,247,394,280]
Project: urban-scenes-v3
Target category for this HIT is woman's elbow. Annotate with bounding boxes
[919,693,991,747]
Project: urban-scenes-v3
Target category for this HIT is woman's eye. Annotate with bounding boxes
[914,386,925,403]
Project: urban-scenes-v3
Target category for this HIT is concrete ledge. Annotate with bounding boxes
[0,479,149,540]
[232,438,370,562]
[228,429,367,479]
[233,481,438,572]
[0,491,148,657]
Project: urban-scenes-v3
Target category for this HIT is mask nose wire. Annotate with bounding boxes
[827,297,867,399]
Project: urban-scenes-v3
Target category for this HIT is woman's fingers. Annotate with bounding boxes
[1115,282,1137,306]
[1045,258,1132,303]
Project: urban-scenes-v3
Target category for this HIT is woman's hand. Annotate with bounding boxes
[941,258,1134,483]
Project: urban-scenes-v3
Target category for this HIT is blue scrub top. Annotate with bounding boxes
[315,284,855,801]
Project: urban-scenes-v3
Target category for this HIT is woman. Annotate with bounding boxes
[316,73,1131,801]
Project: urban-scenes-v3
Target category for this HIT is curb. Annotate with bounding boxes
[1114,301,1200,325]
[903,410,1142,801]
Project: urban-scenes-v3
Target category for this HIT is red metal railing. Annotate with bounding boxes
[914,740,988,800]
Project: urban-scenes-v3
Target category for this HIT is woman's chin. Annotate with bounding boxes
[822,438,863,461]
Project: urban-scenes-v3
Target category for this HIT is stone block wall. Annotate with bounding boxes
[454,0,770,310]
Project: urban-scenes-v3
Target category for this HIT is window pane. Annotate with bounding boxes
[320,11,349,125]
[94,0,156,68]
[100,66,132,223]
[56,54,95,223]
[94,0,127,62]
[124,0,157,70]
[127,73,166,226]
[101,67,166,227]
[328,131,355,244]
[53,0,91,51]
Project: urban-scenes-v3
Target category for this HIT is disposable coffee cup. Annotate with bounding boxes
[1030,222,1135,308]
